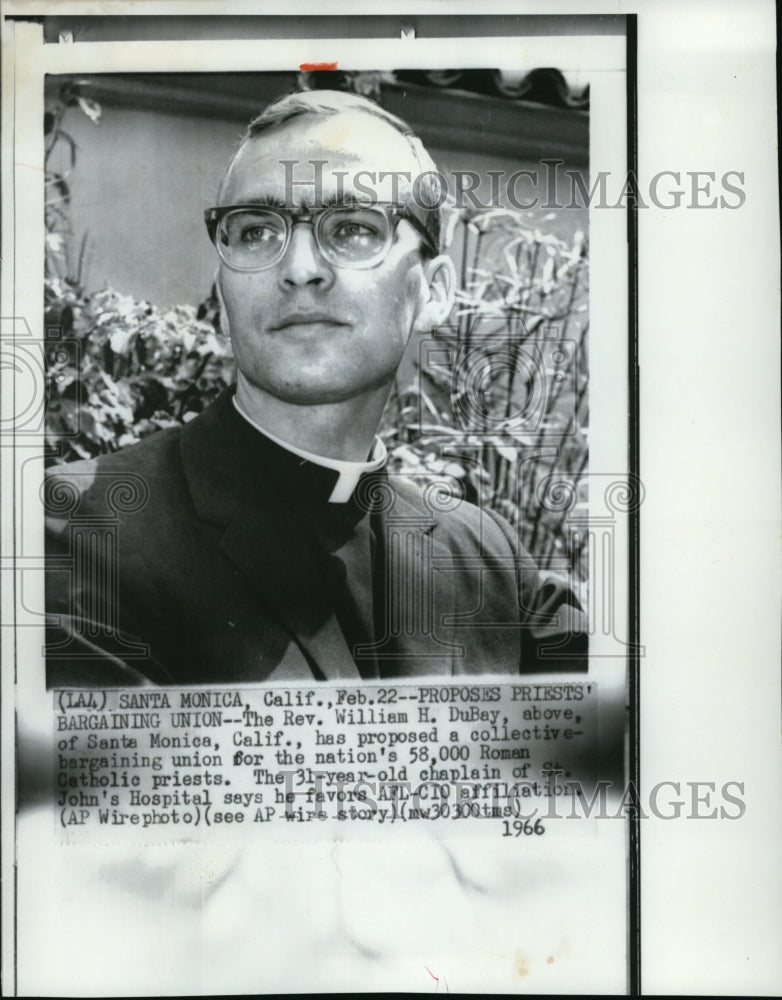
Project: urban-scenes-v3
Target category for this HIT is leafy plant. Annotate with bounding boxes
[381,207,589,583]
[44,83,235,463]
[45,80,102,282]
[45,281,234,462]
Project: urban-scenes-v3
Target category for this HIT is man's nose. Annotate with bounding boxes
[277,223,335,289]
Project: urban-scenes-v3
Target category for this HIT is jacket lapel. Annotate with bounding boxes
[180,391,360,682]
[371,475,462,675]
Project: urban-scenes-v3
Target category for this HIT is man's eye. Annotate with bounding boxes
[239,224,278,244]
[332,220,381,241]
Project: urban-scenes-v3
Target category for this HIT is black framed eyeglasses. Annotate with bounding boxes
[203,202,438,272]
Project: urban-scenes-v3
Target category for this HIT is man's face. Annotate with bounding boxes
[217,111,451,409]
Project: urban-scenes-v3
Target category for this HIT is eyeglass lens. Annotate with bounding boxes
[217,206,394,270]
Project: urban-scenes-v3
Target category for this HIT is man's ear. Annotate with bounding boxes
[412,254,456,333]
[214,270,231,338]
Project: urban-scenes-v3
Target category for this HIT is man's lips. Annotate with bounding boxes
[271,312,349,331]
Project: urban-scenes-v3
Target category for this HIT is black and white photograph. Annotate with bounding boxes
[1,3,779,997]
[41,65,594,686]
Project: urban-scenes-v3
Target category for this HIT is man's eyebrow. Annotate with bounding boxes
[221,193,390,211]
[227,193,288,209]
[319,192,379,208]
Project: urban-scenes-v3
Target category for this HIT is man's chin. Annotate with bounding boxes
[244,378,374,408]
[241,368,394,409]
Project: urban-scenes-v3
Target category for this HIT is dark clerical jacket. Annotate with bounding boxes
[45,389,587,686]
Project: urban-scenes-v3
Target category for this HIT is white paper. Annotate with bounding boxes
[1,2,779,997]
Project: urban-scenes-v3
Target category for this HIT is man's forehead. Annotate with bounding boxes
[220,110,425,205]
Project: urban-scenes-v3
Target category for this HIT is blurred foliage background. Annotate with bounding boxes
[44,82,589,585]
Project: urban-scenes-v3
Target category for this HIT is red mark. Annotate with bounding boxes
[425,966,449,993]
[299,62,338,72]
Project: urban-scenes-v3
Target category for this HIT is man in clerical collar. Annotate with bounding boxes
[44,89,587,687]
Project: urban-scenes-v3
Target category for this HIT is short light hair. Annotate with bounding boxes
[223,89,444,256]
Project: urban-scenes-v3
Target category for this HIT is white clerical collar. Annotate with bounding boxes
[232,395,387,503]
